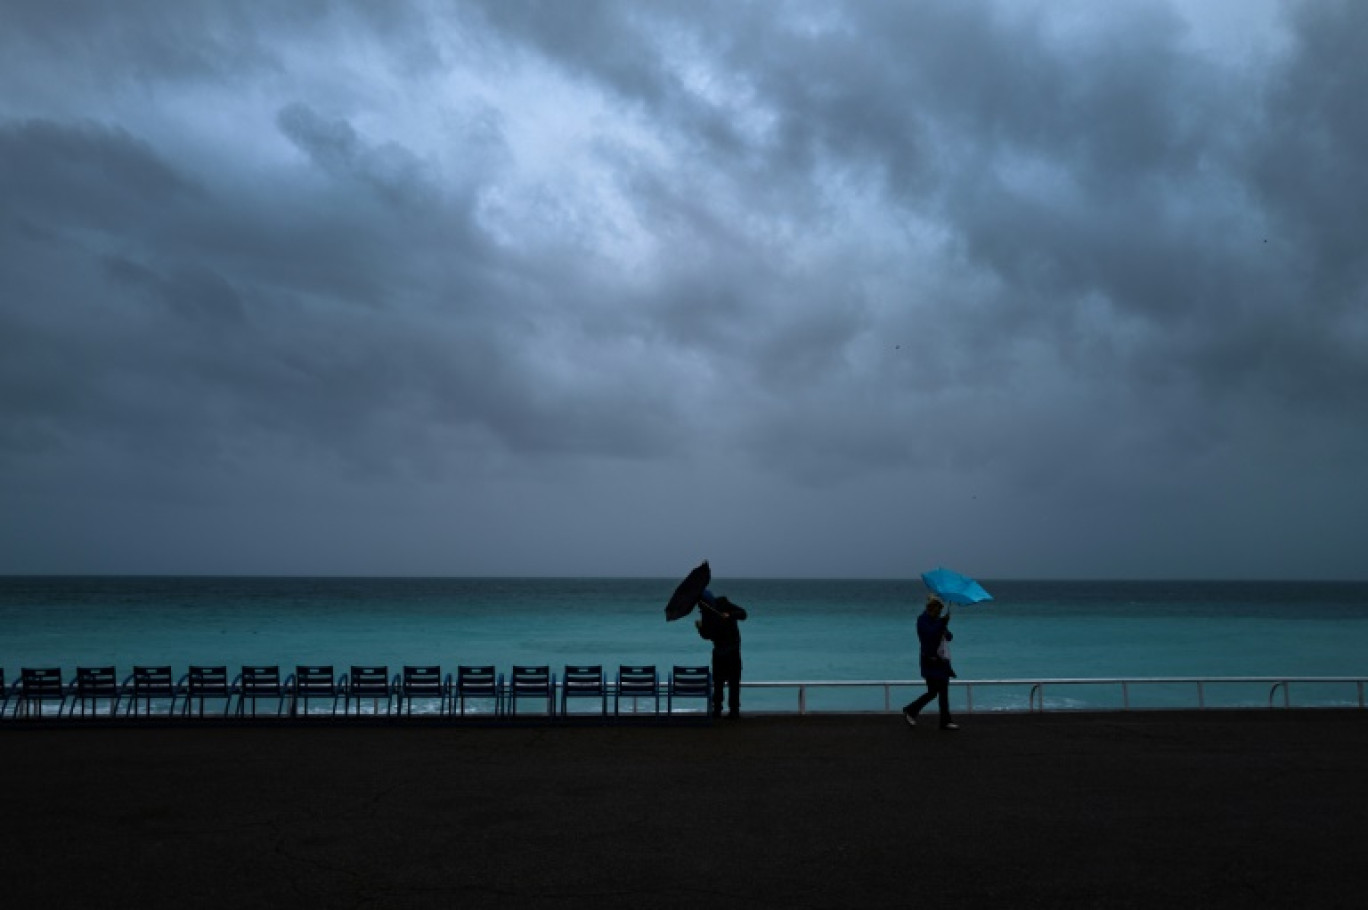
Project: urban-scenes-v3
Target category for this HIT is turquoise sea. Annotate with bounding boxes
[3,576,1367,713]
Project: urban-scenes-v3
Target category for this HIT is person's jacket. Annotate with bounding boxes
[917,610,956,679]
[698,597,747,655]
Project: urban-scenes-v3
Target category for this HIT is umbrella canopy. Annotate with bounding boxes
[921,567,993,606]
[665,561,711,621]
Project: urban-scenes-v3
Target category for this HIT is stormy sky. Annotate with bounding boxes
[2,0,1365,580]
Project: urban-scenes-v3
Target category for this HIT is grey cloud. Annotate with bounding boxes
[277,103,363,175]
[1,0,1364,577]
[1,0,285,90]
[0,118,199,229]
[1250,1,1368,295]
[105,257,249,328]
[276,103,444,213]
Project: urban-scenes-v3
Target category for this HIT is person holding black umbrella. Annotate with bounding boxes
[902,595,959,731]
[696,590,748,719]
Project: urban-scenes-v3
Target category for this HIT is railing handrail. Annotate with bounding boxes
[746,676,1368,686]
[11,674,1365,718]
[736,676,1368,714]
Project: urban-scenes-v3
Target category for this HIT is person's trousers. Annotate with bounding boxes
[903,676,953,726]
[712,649,742,716]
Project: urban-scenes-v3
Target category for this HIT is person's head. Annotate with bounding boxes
[925,595,944,616]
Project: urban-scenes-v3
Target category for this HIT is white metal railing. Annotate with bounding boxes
[743,677,1368,715]
[12,676,1367,719]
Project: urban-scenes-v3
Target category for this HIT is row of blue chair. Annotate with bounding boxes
[1,664,713,719]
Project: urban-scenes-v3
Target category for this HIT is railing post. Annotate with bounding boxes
[1122,681,1129,711]
[1197,681,1205,710]
[965,683,974,714]
[798,685,806,716]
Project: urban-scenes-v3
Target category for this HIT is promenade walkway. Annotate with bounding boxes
[3,711,1366,908]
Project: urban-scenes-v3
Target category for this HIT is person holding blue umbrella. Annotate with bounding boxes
[902,595,959,731]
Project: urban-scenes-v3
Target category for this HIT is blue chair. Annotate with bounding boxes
[342,666,392,716]
[396,665,449,716]
[15,668,67,718]
[615,665,660,716]
[560,665,607,718]
[668,666,712,716]
[180,666,233,717]
[234,665,287,717]
[69,666,122,717]
[290,665,340,717]
[124,666,178,717]
[453,665,503,717]
[507,666,555,717]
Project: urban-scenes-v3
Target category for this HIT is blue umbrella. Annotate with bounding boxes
[921,567,993,606]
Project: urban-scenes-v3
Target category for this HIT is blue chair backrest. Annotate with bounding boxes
[22,667,65,696]
[133,666,174,693]
[75,666,118,694]
[562,665,604,692]
[402,665,443,695]
[295,666,335,693]
[188,666,229,694]
[457,666,499,694]
[618,665,658,695]
[349,666,390,695]
[241,666,282,693]
[510,665,551,693]
[671,666,711,695]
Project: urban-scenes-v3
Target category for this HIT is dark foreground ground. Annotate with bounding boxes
[3,710,1367,909]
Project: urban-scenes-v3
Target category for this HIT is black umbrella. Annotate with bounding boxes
[665,560,711,621]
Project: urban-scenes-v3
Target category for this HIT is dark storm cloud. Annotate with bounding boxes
[0,118,199,216]
[1,0,1364,577]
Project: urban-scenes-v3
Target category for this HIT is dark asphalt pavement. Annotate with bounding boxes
[3,711,1366,908]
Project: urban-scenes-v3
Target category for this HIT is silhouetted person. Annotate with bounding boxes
[696,591,748,718]
[902,595,959,730]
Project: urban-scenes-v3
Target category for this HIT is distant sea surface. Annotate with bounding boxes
[3,576,1366,712]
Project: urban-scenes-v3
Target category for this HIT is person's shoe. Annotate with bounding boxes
[727,709,740,720]
[902,708,917,727]
[941,722,960,731]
